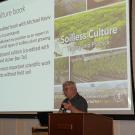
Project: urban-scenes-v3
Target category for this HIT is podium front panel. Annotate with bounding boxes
[49,114,83,135]
[49,113,113,135]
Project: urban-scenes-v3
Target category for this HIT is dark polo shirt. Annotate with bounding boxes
[62,93,88,112]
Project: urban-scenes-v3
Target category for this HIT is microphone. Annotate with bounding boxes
[60,100,69,113]
[60,104,66,113]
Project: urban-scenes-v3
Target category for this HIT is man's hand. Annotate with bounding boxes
[62,101,72,110]
[62,101,85,113]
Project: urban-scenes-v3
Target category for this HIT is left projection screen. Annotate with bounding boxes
[0,0,54,111]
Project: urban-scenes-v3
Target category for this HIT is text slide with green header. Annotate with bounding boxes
[0,0,54,111]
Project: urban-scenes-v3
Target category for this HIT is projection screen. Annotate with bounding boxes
[0,0,134,115]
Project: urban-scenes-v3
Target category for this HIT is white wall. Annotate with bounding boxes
[114,120,135,135]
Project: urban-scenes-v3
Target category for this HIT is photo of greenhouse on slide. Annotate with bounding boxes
[54,1,130,110]
[55,0,86,18]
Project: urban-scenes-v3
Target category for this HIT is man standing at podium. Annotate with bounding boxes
[60,81,88,113]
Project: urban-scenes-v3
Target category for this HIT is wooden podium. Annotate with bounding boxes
[48,113,113,135]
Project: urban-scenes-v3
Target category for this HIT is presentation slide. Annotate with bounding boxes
[0,0,54,111]
[0,0,134,114]
[54,0,134,114]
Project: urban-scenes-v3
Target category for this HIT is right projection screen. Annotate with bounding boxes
[54,0,133,114]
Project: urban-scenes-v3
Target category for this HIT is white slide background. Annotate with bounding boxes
[0,0,54,111]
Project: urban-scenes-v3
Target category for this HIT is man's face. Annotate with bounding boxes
[63,85,76,99]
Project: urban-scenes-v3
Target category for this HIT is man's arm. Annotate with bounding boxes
[63,101,85,113]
